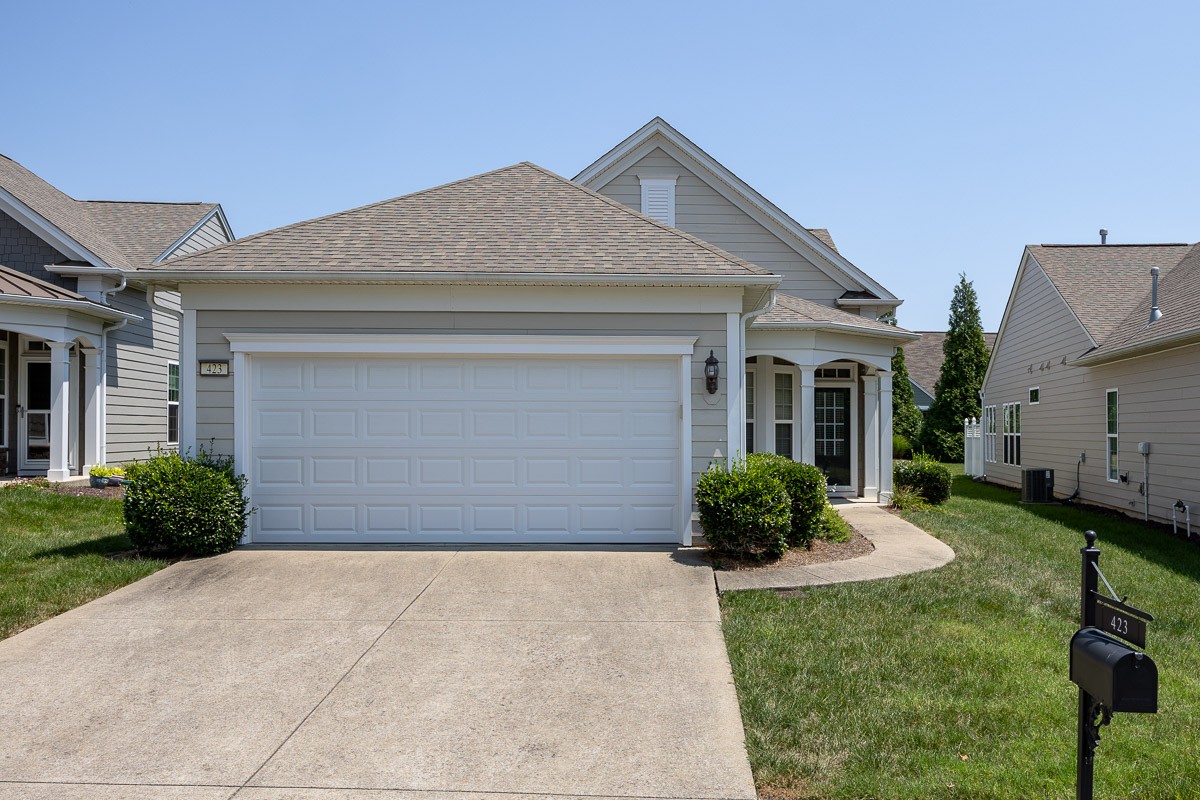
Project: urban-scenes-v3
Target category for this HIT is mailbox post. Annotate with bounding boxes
[1070,530,1157,800]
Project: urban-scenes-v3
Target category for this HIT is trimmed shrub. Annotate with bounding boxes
[893,433,914,460]
[746,452,828,548]
[124,449,252,556]
[893,455,953,505]
[818,503,853,543]
[696,460,790,560]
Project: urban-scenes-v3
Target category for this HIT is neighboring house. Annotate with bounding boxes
[0,155,233,479]
[900,330,997,411]
[981,242,1200,525]
[135,120,915,545]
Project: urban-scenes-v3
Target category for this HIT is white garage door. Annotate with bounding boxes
[248,355,682,543]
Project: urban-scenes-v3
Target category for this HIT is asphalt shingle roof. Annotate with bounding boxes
[900,331,997,395]
[146,163,774,279]
[1080,242,1200,360]
[754,292,910,336]
[0,154,216,269]
[1028,244,1191,345]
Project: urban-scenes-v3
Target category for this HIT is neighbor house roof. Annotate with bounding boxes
[0,263,138,322]
[901,330,997,396]
[0,154,219,270]
[1075,241,1200,364]
[1027,244,1191,346]
[754,293,917,340]
[139,163,777,282]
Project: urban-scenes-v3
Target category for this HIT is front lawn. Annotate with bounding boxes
[0,486,168,639]
[722,474,1200,799]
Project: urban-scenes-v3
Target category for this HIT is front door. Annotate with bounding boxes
[18,356,51,474]
[815,387,851,488]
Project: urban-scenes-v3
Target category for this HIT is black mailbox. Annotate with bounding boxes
[1070,627,1158,713]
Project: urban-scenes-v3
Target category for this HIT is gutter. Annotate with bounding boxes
[751,320,921,341]
[128,269,783,288]
[0,293,141,323]
[1073,328,1200,367]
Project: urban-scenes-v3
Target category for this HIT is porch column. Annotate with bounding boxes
[80,347,103,472]
[754,356,771,455]
[862,373,880,501]
[799,366,816,465]
[47,341,72,481]
[879,370,894,502]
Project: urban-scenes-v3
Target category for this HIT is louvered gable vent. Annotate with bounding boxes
[639,177,676,227]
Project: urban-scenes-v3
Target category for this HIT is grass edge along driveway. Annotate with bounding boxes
[722,473,1200,800]
[0,486,167,640]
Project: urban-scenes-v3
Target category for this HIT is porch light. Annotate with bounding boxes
[704,350,720,394]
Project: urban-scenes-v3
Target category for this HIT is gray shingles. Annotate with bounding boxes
[1028,244,1192,345]
[754,292,910,335]
[900,331,997,395]
[144,163,775,278]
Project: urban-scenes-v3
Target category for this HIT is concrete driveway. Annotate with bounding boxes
[0,547,754,800]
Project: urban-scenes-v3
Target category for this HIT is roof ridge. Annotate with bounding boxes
[155,163,534,267]
[1037,243,1192,248]
[520,162,767,277]
[78,199,216,207]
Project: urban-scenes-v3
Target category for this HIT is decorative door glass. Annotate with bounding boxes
[815,387,851,486]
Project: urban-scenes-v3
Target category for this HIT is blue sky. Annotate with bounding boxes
[8,1,1199,330]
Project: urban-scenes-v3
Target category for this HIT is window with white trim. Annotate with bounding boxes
[167,362,180,445]
[639,178,677,227]
[984,405,996,463]
[1029,387,1040,404]
[1106,389,1118,481]
[745,370,755,454]
[1002,402,1021,466]
[0,339,6,449]
[774,371,794,459]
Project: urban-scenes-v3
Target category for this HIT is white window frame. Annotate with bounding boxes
[639,177,677,227]
[984,405,996,463]
[773,368,794,460]
[1106,389,1118,482]
[1029,386,1040,405]
[1002,401,1021,466]
[167,361,180,445]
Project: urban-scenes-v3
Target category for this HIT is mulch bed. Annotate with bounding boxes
[708,529,873,571]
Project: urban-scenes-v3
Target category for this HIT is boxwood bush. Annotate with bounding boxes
[746,452,828,548]
[893,454,953,505]
[124,449,252,556]
[695,459,790,560]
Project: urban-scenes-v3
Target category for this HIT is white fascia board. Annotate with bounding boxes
[133,269,781,288]
[1073,329,1200,367]
[751,321,920,341]
[573,119,898,301]
[152,205,235,264]
[224,333,699,357]
[0,294,141,323]
[44,263,125,277]
[836,297,903,308]
[0,186,107,267]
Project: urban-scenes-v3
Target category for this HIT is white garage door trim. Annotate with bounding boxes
[227,334,697,545]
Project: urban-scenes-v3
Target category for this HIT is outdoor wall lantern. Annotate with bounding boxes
[704,350,720,394]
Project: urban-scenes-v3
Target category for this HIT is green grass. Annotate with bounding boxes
[0,487,168,639]
[722,472,1200,800]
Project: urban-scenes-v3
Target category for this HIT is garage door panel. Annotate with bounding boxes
[249,355,681,543]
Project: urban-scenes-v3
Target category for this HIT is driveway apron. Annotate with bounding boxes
[0,547,754,800]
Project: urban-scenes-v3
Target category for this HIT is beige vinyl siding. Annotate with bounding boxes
[163,213,230,259]
[597,148,848,302]
[193,309,730,491]
[105,287,180,462]
[983,257,1200,524]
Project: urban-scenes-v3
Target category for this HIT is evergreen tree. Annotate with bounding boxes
[919,274,990,461]
[890,342,923,443]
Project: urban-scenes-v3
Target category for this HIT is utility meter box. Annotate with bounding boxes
[1137,442,1152,454]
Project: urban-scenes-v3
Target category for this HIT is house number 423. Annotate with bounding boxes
[198,361,230,376]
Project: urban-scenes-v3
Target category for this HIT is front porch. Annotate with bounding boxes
[0,266,138,479]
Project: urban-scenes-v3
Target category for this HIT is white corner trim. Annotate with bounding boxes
[725,311,741,467]
[679,353,693,546]
[223,333,699,356]
[180,310,197,454]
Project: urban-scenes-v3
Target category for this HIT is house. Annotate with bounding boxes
[0,155,233,479]
[135,120,915,545]
[981,242,1200,525]
[900,330,997,412]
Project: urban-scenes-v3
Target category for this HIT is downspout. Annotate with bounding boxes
[738,289,778,455]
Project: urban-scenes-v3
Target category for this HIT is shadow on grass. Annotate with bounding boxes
[951,474,1200,583]
[31,534,136,560]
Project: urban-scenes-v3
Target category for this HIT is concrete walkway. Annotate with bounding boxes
[715,503,955,593]
[0,548,755,800]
